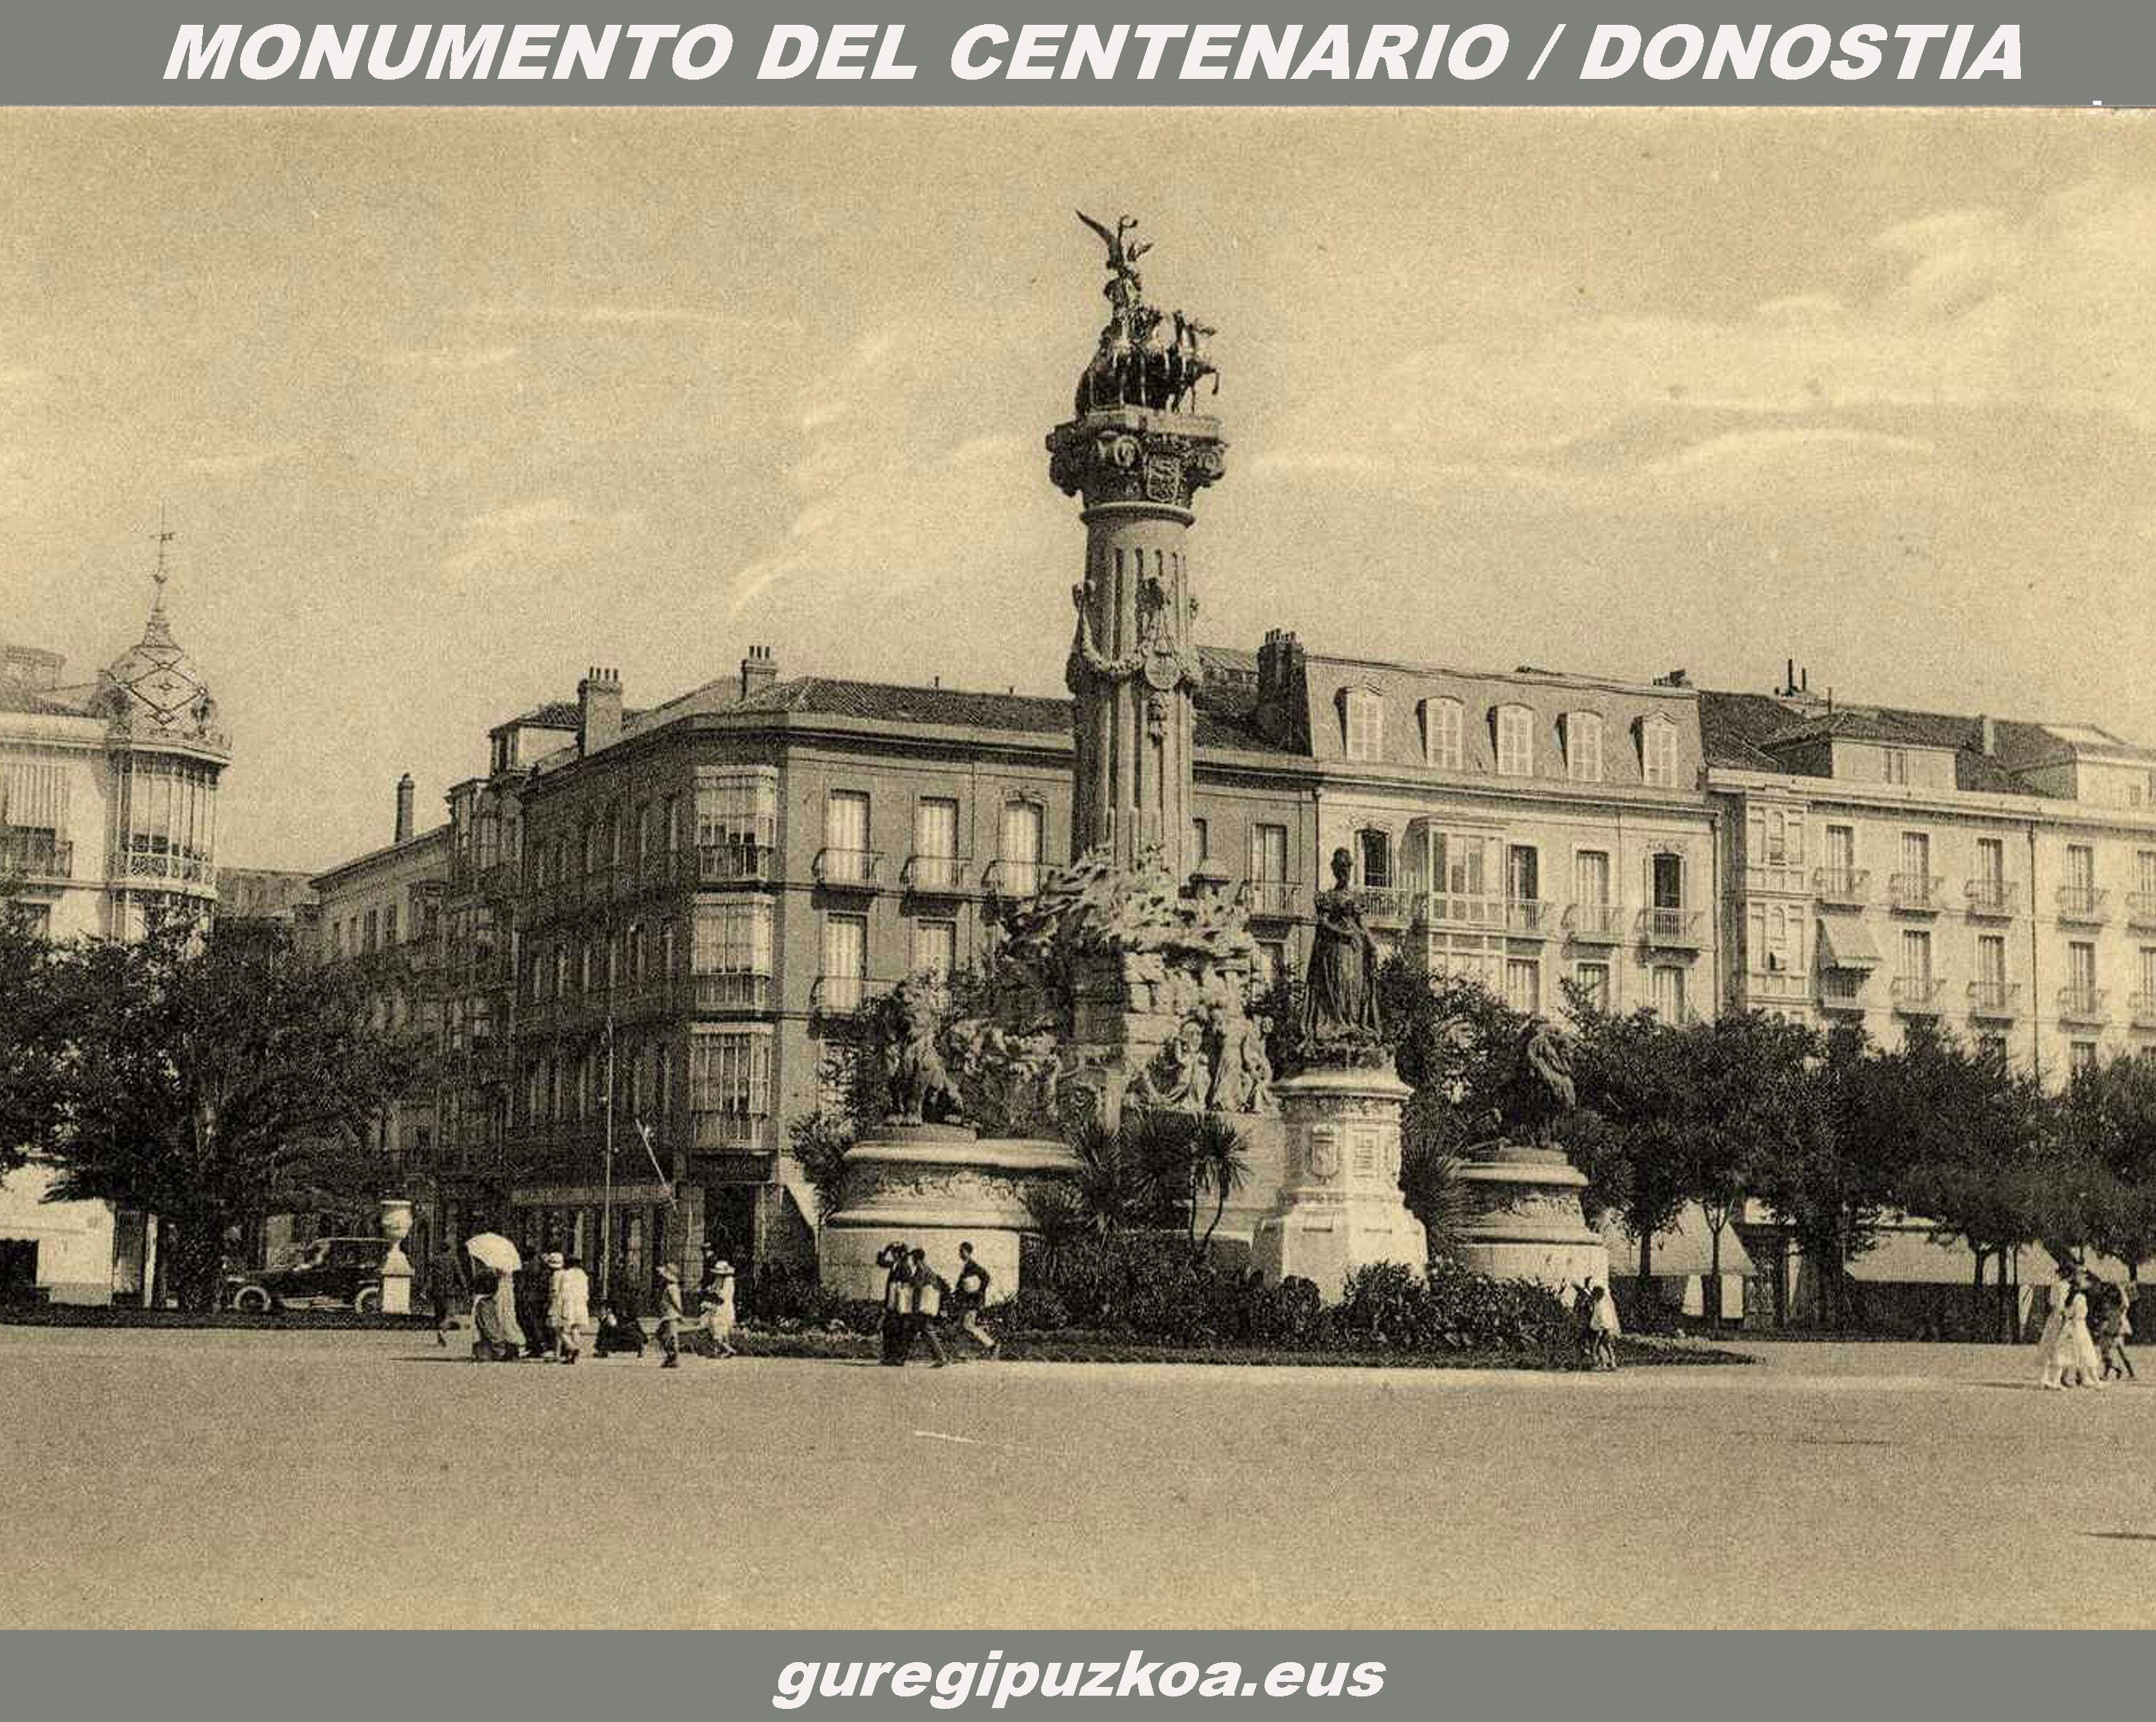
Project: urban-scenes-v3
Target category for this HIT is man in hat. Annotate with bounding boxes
[877,1241,913,1366]
[654,1263,685,1369]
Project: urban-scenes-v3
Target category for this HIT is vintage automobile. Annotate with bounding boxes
[223,1236,392,1314]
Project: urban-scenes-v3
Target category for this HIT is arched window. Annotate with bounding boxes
[1494,705,1534,776]
[1420,697,1465,770]
[1341,686,1384,762]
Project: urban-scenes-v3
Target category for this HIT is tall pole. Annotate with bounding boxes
[600,1011,615,1304]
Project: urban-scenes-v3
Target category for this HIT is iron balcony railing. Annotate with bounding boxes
[1967,981,2022,1018]
[2057,984,2109,1023]
[1964,878,2017,918]
[1359,888,1413,927]
[0,832,72,882]
[983,858,1042,898]
[1889,873,1945,914]
[813,848,881,889]
[1505,898,1554,937]
[2127,892,2156,932]
[901,853,970,895]
[1890,976,1945,1014]
[1639,906,1705,948]
[1813,868,1871,907]
[1562,901,1627,944]
[1235,879,1304,919]
[2056,884,2109,924]
[810,973,874,1016]
[2129,992,2156,1030]
[1818,972,1868,1010]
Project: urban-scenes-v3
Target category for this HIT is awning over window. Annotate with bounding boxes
[1815,917,1883,969]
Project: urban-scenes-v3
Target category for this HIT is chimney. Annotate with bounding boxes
[1254,629,1311,749]
[740,644,777,700]
[1654,667,1692,689]
[394,773,415,844]
[1977,714,1997,757]
[578,667,623,757]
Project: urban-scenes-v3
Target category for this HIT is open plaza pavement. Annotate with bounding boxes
[2,1325,2152,1631]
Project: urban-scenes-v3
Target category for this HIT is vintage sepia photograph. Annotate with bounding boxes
[3,107,2154,1631]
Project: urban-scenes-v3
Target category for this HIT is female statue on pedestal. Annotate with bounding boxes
[1299,846,1384,1063]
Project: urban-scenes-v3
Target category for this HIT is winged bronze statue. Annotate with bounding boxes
[1076,210,1152,278]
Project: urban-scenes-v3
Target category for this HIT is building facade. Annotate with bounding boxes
[0,577,230,1304]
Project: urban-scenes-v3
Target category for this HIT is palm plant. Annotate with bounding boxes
[1189,1113,1252,1252]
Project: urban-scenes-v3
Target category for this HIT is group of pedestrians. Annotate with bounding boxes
[2036,1267,2135,1389]
[878,1239,999,1367]
[1569,1279,1621,1371]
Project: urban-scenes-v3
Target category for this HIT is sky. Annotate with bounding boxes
[4,108,2153,872]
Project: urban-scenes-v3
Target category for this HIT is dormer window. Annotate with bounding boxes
[1641,716,1679,788]
[1564,712,1603,783]
[1882,748,1909,785]
[1343,687,1384,762]
[1421,697,1464,770]
[1495,705,1534,777]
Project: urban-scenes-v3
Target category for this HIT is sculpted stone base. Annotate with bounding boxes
[818,1132,1078,1304]
[1451,1142,1611,1290]
[1252,1068,1427,1300]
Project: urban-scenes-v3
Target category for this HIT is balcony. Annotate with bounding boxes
[1359,888,1414,928]
[1891,976,1945,1015]
[691,972,775,1014]
[0,832,72,884]
[983,858,1043,899]
[2056,884,2109,925]
[1965,878,2017,919]
[1819,972,1869,1012]
[901,853,971,898]
[1638,906,1706,950]
[1743,863,1808,896]
[1888,873,1945,914]
[2130,992,2156,1030]
[1562,901,1627,944]
[1504,898,1554,938]
[112,849,215,887]
[1238,879,1305,920]
[2057,985,2109,1025]
[813,848,881,890]
[1813,868,1871,908]
[2128,892,2156,933]
[696,841,775,887]
[1967,981,2022,1019]
[1744,969,1811,1004]
[1419,892,1505,932]
[810,973,874,1017]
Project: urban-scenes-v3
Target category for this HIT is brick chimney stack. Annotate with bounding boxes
[740,645,777,700]
[578,667,623,757]
[394,773,415,843]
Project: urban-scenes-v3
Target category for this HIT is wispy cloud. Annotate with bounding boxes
[441,497,643,576]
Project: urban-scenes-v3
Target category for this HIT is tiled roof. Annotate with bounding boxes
[732,676,1073,735]
[0,678,86,716]
[1700,689,2044,797]
[506,701,585,731]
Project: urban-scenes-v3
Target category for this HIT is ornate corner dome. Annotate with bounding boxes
[96,556,226,754]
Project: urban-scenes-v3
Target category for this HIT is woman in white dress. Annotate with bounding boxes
[2036,1279,2068,1389]
[2061,1273,2106,1388]
[695,1258,737,1359]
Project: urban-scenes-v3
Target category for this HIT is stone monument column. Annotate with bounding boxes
[1252,1068,1427,1297]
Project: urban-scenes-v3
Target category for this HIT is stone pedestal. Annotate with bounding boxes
[1252,1068,1427,1299]
[818,1125,1077,1303]
[1451,1143,1609,1290]
[377,1198,414,1316]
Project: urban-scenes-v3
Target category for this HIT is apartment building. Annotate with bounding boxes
[1708,673,2156,1079]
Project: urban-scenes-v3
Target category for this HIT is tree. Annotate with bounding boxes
[0,898,75,1185]
[17,912,420,1311]
[2057,1055,2156,1279]
[1566,1003,1694,1288]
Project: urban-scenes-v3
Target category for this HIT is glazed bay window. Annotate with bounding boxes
[909,797,962,892]
[1494,705,1533,777]
[689,1028,773,1148]
[695,770,778,883]
[692,900,773,1011]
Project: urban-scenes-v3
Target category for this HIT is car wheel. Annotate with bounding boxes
[353,1285,382,1316]
[230,1285,273,1315]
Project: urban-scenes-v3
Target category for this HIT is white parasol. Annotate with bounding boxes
[464,1232,521,1273]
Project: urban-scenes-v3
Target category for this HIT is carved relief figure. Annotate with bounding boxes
[1205,1006,1278,1115]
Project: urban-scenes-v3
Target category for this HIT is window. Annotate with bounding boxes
[688,1030,773,1136]
[1975,837,2006,908]
[1824,826,1856,888]
[1343,688,1384,762]
[1506,845,1541,913]
[911,797,961,890]
[1504,958,1541,1015]
[1495,705,1533,777]
[1565,713,1603,782]
[1641,718,1679,788]
[1573,961,1610,1011]
[998,800,1044,895]
[1573,851,1611,906]
[821,914,868,1011]
[1976,1033,2009,1060]
[823,791,872,882]
[1251,824,1288,883]
[1190,817,1210,866]
[363,908,379,953]
[1649,852,1685,933]
[1900,929,1933,987]
[1422,697,1464,770]
[693,900,773,979]
[1651,966,1687,1021]
[911,919,957,985]
[1975,934,2007,1003]
[1357,828,1392,891]
[1883,748,1909,785]
[2139,946,2156,1003]
[2139,850,2156,900]
[2070,1041,2099,1076]
[2065,843,2096,893]
[696,771,778,876]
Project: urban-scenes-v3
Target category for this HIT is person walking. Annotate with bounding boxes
[1587,1282,1621,1371]
[908,1247,951,1368]
[470,1267,526,1362]
[655,1263,685,1368]
[551,1254,592,1364]
[878,1241,913,1367]
[695,1258,738,1359]
[951,1241,998,1357]
[2099,1285,2136,1381]
[521,1251,559,1359]
[2062,1271,2106,1389]
[2036,1277,2068,1388]
[429,1245,465,1349]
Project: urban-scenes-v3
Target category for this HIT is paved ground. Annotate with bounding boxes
[2,1328,2152,1629]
